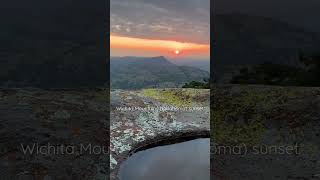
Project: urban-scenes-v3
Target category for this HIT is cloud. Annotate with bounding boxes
[110,0,210,44]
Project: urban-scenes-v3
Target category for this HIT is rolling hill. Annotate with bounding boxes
[111,56,209,89]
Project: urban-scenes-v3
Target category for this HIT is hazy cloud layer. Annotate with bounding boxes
[214,0,320,33]
[110,0,210,44]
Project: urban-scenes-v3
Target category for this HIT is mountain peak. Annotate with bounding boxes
[151,56,166,59]
[149,56,171,63]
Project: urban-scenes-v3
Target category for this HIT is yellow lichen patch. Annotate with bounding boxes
[143,89,206,107]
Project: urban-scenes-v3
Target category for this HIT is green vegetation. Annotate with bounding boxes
[230,63,303,85]
[182,79,210,89]
[231,52,320,86]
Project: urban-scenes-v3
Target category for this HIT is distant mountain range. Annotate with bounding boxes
[213,13,320,82]
[111,56,209,89]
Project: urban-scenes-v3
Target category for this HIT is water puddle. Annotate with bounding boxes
[119,138,210,180]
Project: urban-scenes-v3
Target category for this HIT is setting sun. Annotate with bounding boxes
[110,35,209,58]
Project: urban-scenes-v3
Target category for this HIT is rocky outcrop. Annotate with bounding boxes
[0,88,109,180]
[212,85,320,179]
[110,88,210,179]
[1,85,318,179]
[0,88,209,180]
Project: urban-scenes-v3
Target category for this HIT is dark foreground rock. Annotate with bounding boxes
[0,88,109,180]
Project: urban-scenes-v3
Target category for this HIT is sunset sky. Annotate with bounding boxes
[110,0,210,60]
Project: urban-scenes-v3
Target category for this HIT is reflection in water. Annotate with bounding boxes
[119,138,210,180]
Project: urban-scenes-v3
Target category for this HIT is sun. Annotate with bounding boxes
[174,50,180,55]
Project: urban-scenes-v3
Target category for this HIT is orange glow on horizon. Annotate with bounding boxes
[110,35,209,58]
